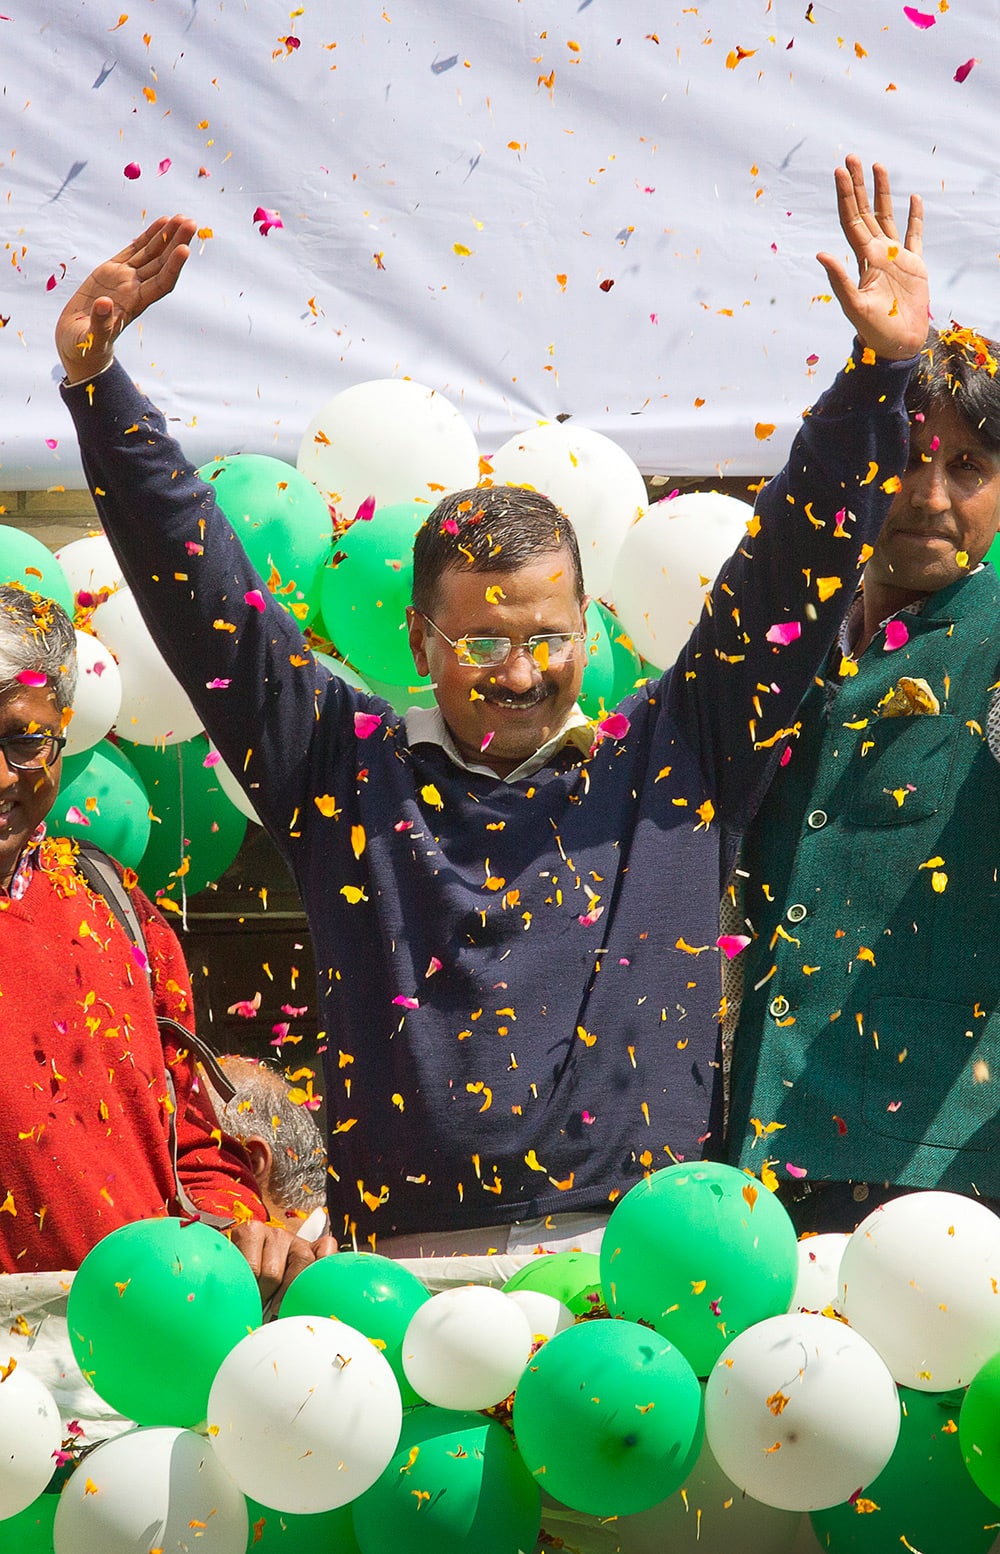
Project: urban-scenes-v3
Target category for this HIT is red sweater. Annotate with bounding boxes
[0,837,265,1272]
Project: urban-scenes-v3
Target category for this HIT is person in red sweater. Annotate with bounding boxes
[0,582,324,1295]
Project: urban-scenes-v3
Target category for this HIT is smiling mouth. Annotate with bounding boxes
[482,687,553,710]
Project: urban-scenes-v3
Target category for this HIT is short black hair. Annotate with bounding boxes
[906,324,1000,451]
[411,486,585,617]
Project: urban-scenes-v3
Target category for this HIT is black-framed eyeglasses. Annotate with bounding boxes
[0,733,67,771]
[422,614,586,669]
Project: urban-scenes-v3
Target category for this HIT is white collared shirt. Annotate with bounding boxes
[404,702,595,782]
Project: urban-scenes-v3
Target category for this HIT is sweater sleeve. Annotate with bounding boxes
[669,346,915,859]
[135,887,267,1225]
[59,362,371,847]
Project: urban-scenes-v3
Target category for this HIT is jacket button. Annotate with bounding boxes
[786,903,808,924]
[768,995,791,1019]
[806,809,828,829]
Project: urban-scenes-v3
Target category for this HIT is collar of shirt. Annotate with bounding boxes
[3,822,47,902]
[405,703,594,783]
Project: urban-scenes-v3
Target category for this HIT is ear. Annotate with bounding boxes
[243,1136,273,1192]
[407,606,431,678]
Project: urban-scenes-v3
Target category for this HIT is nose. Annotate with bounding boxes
[909,456,950,515]
[490,642,542,692]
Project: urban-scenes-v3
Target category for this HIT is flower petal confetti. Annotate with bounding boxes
[765,622,802,646]
[252,206,284,236]
[354,711,382,739]
[902,5,936,26]
[884,619,909,651]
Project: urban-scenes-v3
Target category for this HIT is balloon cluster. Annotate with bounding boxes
[5,377,754,902]
[3,1167,1000,1553]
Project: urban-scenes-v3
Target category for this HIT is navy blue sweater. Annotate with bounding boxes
[64,352,912,1238]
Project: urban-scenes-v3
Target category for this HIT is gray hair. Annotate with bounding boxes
[0,584,78,711]
[215,1054,328,1214]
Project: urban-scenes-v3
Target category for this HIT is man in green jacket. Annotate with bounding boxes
[728,324,1000,1230]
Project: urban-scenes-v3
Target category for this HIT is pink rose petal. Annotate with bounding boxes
[157,157,172,175]
[884,619,909,651]
[244,589,266,612]
[282,1004,308,1017]
[598,711,631,740]
[393,995,419,1009]
[394,819,414,832]
[441,517,460,535]
[786,1162,808,1179]
[354,495,376,522]
[425,956,443,977]
[44,438,58,449]
[206,678,231,689]
[717,933,751,960]
[903,5,935,25]
[581,1111,596,1125]
[780,746,793,767]
[252,206,284,236]
[203,751,222,768]
[65,806,89,826]
[184,541,204,555]
[15,670,48,687]
[766,621,802,646]
[354,711,383,739]
[955,58,978,83]
[123,162,141,180]
[131,944,149,974]
[578,906,605,927]
[481,731,495,752]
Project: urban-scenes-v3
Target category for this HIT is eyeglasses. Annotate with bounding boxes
[0,733,67,771]
[422,615,586,669]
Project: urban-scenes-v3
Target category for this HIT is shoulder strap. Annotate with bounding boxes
[75,842,145,952]
[74,844,236,1104]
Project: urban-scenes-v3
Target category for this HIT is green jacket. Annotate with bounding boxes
[729,564,1000,1192]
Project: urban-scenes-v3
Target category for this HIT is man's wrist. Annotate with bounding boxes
[61,356,116,389]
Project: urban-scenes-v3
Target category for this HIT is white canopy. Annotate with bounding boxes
[3,0,998,488]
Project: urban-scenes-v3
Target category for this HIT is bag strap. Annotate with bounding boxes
[74,843,236,1103]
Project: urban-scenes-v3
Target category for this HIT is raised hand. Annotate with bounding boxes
[55,214,197,384]
[816,155,928,361]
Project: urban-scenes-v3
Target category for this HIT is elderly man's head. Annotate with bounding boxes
[212,1055,328,1230]
[0,586,77,887]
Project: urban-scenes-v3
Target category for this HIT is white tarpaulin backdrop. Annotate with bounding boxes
[2,0,999,489]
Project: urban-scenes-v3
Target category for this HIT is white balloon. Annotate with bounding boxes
[614,1424,804,1554]
[791,1233,849,1314]
[611,491,753,667]
[53,1426,247,1554]
[840,1191,1000,1391]
[704,1312,899,1512]
[488,422,648,603]
[296,379,480,523]
[208,1315,401,1514]
[0,1366,62,1520]
[63,630,123,758]
[90,587,203,746]
[402,1286,534,1411]
[54,533,125,603]
[207,746,262,826]
[506,1289,575,1343]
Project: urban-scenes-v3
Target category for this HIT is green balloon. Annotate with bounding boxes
[961,1352,1000,1506]
[987,534,1000,575]
[245,1496,361,1553]
[319,500,429,684]
[279,1253,431,1407]
[578,600,644,717]
[352,1406,540,1554]
[502,1251,603,1317]
[600,1162,798,1376]
[512,1317,703,1517]
[67,1218,262,1427]
[120,735,246,901]
[0,527,73,615]
[313,651,373,694]
[54,740,152,868]
[361,672,435,712]
[198,454,332,625]
[815,1386,998,1553]
[0,1490,56,1552]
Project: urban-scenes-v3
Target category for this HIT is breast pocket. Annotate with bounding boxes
[844,713,958,827]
